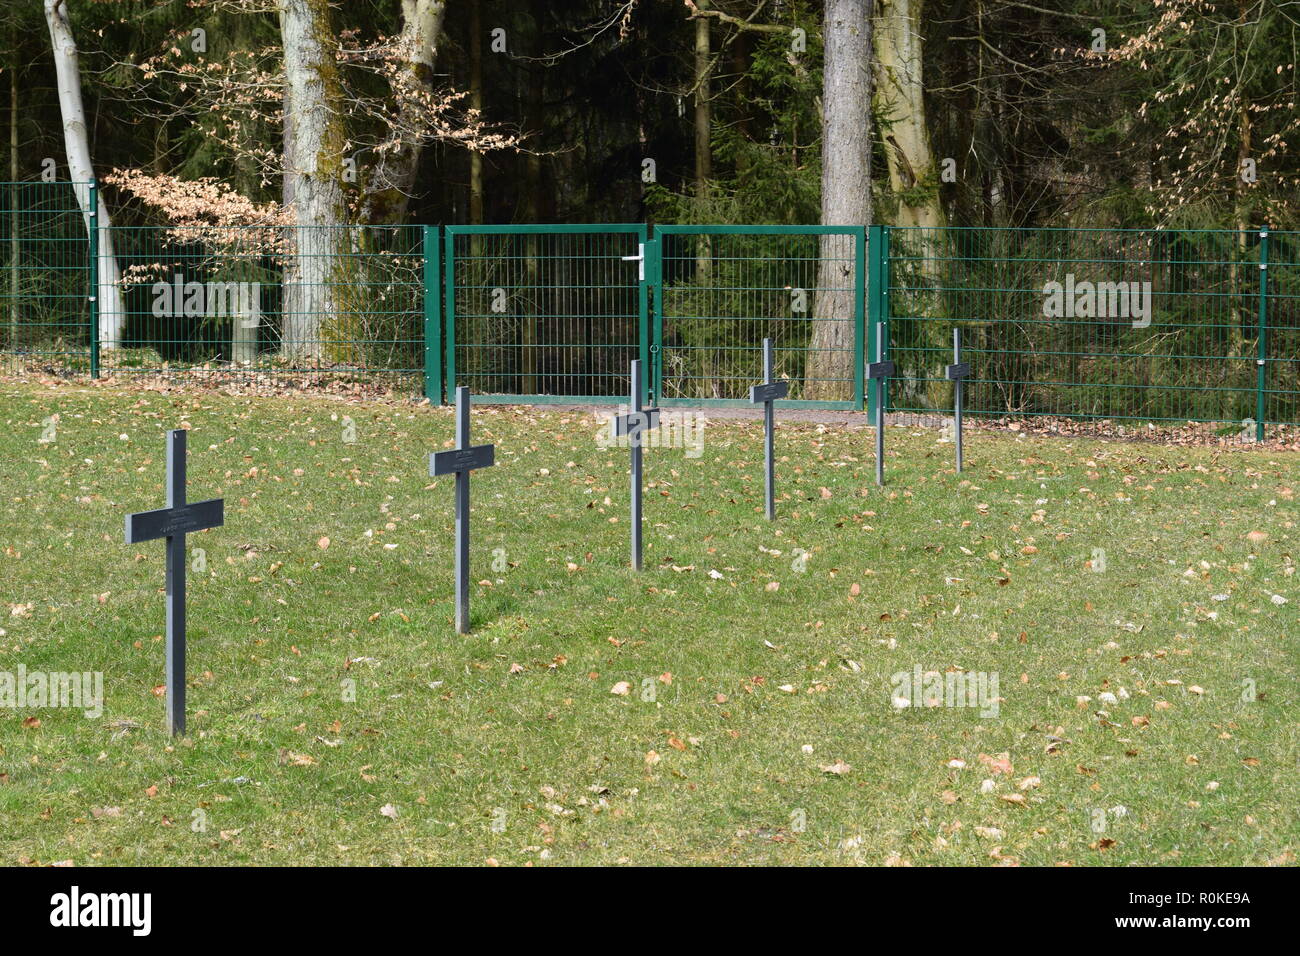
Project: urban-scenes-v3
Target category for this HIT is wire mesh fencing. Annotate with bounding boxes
[654,225,865,408]
[445,225,647,402]
[885,226,1298,441]
[102,223,427,390]
[0,181,92,374]
[3,188,1299,441]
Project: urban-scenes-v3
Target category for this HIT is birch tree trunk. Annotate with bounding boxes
[805,0,871,401]
[358,0,448,225]
[44,0,125,352]
[278,0,348,361]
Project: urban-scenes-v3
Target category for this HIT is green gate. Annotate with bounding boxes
[652,225,866,409]
[445,224,649,403]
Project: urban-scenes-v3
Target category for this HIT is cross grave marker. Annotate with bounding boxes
[946,327,971,472]
[124,428,224,736]
[748,337,788,520]
[867,321,896,486]
[430,386,496,634]
[611,359,660,570]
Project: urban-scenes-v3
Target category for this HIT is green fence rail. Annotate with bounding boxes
[4,184,1299,437]
[886,226,1300,439]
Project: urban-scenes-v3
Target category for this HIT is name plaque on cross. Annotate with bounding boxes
[124,428,224,736]
[945,362,970,381]
[430,386,496,634]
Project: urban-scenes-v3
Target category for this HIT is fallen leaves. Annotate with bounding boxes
[978,752,1013,776]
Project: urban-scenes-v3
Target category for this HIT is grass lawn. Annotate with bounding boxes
[0,380,1295,866]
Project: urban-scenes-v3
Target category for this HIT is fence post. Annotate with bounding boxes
[422,225,442,404]
[640,231,656,404]
[866,225,889,417]
[854,228,866,410]
[87,179,99,379]
[1256,227,1268,442]
[443,228,456,398]
[882,226,890,417]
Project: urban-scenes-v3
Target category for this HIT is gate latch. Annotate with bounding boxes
[622,243,645,281]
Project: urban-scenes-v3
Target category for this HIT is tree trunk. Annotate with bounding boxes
[693,0,712,279]
[9,36,18,352]
[875,0,945,403]
[43,0,125,351]
[278,0,348,361]
[358,0,448,224]
[805,0,872,402]
[520,2,543,395]
[469,0,484,230]
[874,0,942,231]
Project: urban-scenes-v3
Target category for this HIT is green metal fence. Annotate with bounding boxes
[444,224,648,403]
[1265,230,1300,432]
[104,223,427,388]
[0,181,92,373]
[885,226,1300,438]
[5,187,1300,436]
[653,225,865,409]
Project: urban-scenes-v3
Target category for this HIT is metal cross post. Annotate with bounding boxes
[612,360,660,569]
[867,321,896,486]
[748,337,788,519]
[124,429,224,736]
[946,327,971,472]
[431,386,496,634]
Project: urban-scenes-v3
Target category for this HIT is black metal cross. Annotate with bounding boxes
[867,321,896,486]
[124,429,224,736]
[611,359,660,570]
[946,327,971,472]
[430,386,496,634]
[749,337,788,520]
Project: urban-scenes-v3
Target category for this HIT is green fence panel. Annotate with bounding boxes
[99,223,425,389]
[653,224,865,409]
[0,181,93,374]
[445,224,648,403]
[1265,230,1300,434]
[885,226,1291,438]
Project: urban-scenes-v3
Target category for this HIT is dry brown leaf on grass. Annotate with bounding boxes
[978,752,1013,775]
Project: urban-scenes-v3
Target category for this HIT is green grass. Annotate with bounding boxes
[0,381,1296,866]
